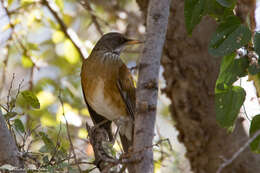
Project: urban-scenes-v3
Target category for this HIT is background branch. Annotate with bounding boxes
[79,0,104,36]
[42,0,88,61]
[217,129,260,173]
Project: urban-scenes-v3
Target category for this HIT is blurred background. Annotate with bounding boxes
[0,0,190,172]
[1,0,260,172]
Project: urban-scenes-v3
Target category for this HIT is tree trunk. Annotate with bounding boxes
[0,109,23,168]
[137,1,260,173]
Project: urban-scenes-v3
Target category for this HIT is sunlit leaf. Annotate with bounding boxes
[55,0,64,11]
[21,0,35,6]
[41,114,57,127]
[52,30,65,44]
[80,108,90,117]
[64,39,80,64]
[8,0,14,5]
[21,55,33,68]
[21,90,40,109]
[154,159,162,173]
[48,18,59,29]
[249,115,260,153]
[57,103,82,127]
[78,128,88,139]
[37,91,56,109]
[27,43,40,51]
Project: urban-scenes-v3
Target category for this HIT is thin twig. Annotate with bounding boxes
[58,90,82,173]
[47,122,62,165]
[216,129,260,173]
[79,0,103,36]
[6,73,15,111]
[42,0,87,61]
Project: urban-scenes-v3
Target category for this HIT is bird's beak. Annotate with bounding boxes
[125,39,143,45]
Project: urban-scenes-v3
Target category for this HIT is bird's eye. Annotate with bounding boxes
[120,37,127,44]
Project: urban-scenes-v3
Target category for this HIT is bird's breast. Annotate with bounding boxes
[87,78,127,121]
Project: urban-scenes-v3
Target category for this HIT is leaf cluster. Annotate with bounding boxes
[185,0,260,153]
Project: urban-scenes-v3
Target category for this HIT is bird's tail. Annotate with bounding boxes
[119,119,134,152]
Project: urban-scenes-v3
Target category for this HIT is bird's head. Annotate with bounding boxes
[93,32,142,55]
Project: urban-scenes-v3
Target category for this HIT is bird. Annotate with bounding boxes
[81,32,141,152]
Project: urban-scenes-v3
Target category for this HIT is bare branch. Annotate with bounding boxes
[79,0,103,36]
[42,0,88,61]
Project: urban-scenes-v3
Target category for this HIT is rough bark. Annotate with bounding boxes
[137,0,260,173]
[0,110,23,168]
[133,0,170,173]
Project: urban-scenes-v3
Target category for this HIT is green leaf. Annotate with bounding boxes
[14,119,25,133]
[39,132,55,153]
[55,0,64,11]
[216,53,248,86]
[216,0,236,8]
[4,112,17,120]
[21,55,33,68]
[249,115,260,153]
[39,145,48,153]
[184,0,206,34]
[204,0,233,17]
[27,43,39,51]
[21,90,40,109]
[21,0,34,6]
[209,16,251,56]
[63,39,80,64]
[8,0,14,5]
[215,86,246,129]
[254,32,260,56]
[42,155,49,164]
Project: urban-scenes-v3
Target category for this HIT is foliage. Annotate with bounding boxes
[185,0,260,153]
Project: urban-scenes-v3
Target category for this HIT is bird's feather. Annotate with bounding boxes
[116,64,136,151]
[117,64,136,120]
[81,86,113,141]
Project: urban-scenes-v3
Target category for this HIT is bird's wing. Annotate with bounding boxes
[81,84,113,141]
[116,64,136,120]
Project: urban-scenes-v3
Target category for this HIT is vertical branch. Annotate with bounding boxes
[133,0,170,173]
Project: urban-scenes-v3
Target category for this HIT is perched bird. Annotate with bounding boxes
[81,32,141,152]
